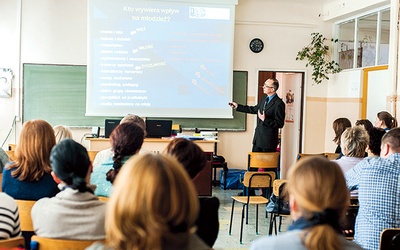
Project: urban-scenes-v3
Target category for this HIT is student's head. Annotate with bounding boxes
[106,122,145,184]
[163,138,206,179]
[10,119,55,181]
[50,139,91,192]
[332,118,352,145]
[380,127,400,157]
[376,111,397,129]
[120,114,146,136]
[53,125,73,144]
[367,127,386,156]
[288,156,349,250]
[355,119,373,132]
[340,126,369,157]
[105,153,199,250]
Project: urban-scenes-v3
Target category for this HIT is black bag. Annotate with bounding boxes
[266,193,290,214]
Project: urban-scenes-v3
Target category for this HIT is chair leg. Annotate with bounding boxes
[256,204,259,235]
[229,200,235,235]
[274,215,278,235]
[223,164,228,190]
[268,213,274,235]
[279,216,283,232]
[240,204,245,244]
[245,188,249,224]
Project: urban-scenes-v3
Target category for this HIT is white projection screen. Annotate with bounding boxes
[87,0,237,118]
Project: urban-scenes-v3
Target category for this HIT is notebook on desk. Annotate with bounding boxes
[145,120,173,138]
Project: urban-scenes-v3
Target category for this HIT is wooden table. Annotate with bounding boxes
[85,137,218,153]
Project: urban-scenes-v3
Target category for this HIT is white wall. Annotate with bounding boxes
[2,0,391,170]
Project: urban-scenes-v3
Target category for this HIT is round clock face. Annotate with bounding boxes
[249,38,264,53]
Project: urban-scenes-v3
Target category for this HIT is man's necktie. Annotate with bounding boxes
[262,96,269,112]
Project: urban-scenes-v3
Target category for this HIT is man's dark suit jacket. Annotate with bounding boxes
[236,95,285,151]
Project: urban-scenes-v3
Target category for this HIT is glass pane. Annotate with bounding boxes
[358,13,378,67]
[338,20,356,70]
[379,9,390,65]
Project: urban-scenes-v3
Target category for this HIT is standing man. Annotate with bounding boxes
[229,78,285,152]
[345,127,400,250]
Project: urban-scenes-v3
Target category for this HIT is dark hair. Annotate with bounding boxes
[50,139,91,193]
[106,122,145,183]
[269,78,279,91]
[367,127,386,156]
[377,111,398,129]
[332,118,352,145]
[355,119,374,132]
[382,127,400,152]
[163,138,206,179]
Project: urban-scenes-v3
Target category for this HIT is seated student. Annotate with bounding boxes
[332,117,352,159]
[346,127,400,250]
[251,157,362,250]
[90,122,144,197]
[53,125,73,143]
[333,126,369,174]
[87,153,210,250]
[0,148,9,172]
[365,127,386,157]
[92,114,146,169]
[2,119,59,200]
[355,119,374,132]
[31,139,105,240]
[0,192,21,239]
[164,138,219,247]
[375,111,397,131]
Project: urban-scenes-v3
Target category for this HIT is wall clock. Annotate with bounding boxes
[249,38,264,53]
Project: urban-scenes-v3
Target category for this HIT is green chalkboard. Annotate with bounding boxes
[23,64,247,130]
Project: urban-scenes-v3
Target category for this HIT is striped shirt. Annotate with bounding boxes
[0,192,21,239]
[345,154,400,250]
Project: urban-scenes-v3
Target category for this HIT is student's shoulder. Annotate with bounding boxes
[251,230,304,250]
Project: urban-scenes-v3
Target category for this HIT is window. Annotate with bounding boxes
[336,8,390,69]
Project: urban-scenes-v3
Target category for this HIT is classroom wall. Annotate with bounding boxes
[0,0,393,170]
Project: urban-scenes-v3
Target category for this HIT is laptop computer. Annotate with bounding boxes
[145,120,173,138]
[104,119,121,138]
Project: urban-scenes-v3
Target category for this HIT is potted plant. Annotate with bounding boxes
[296,32,341,84]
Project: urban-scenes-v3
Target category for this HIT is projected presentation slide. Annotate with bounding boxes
[87,0,236,118]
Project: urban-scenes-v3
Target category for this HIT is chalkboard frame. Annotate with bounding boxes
[23,63,247,131]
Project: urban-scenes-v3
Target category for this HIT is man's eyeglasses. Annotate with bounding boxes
[263,85,274,89]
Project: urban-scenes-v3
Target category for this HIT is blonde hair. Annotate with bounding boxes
[288,156,349,250]
[53,125,73,143]
[340,126,369,157]
[106,153,199,250]
[8,120,55,181]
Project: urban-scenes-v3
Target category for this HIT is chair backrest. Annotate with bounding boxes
[6,150,15,162]
[15,200,35,232]
[247,152,280,170]
[0,236,25,248]
[324,152,340,160]
[97,196,109,202]
[380,228,400,250]
[87,151,98,163]
[243,171,275,189]
[272,179,287,197]
[31,235,104,250]
[296,153,325,161]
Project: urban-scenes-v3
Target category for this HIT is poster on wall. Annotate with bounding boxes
[285,89,294,123]
[0,68,13,97]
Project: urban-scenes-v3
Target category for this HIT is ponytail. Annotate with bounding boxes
[304,225,341,250]
[302,209,343,250]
